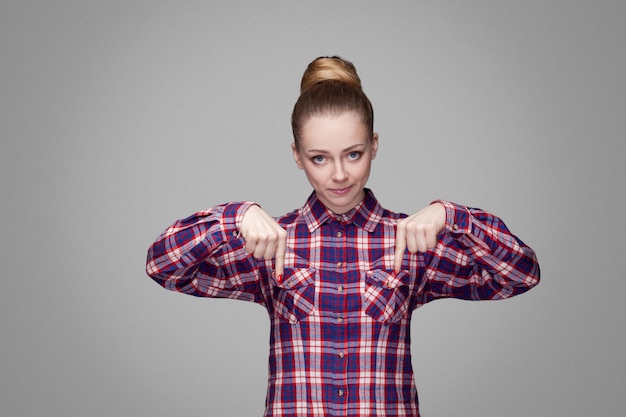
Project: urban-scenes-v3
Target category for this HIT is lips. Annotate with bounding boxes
[329,186,353,196]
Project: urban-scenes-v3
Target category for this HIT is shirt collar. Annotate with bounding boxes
[301,188,384,233]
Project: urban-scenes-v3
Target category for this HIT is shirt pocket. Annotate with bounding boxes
[271,267,316,323]
[363,269,411,324]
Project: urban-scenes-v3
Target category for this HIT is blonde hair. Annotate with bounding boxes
[292,56,374,146]
[300,56,362,93]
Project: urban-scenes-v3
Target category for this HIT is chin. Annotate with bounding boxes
[327,195,360,213]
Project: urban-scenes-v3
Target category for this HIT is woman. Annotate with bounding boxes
[146,56,540,417]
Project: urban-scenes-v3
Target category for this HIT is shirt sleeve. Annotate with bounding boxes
[145,201,267,304]
[416,200,540,306]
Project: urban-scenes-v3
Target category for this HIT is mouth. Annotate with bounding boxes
[329,186,353,196]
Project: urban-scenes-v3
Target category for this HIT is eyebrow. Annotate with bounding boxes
[304,143,367,154]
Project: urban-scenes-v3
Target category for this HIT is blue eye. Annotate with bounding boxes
[348,151,362,160]
[312,156,326,164]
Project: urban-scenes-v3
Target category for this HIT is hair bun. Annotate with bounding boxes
[300,56,362,93]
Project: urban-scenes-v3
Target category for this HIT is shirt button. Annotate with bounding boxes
[336,262,343,268]
[453,224,459,231]
[338,351,345,358]
[338,389,344,397]
[289,318,297,324]
[336,231,343,238]
[337,316,343,324]
[338,285,343,292]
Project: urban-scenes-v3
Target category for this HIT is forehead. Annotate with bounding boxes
[299,112,369,151]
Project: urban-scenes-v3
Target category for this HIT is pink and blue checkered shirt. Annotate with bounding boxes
[146,189,540,416]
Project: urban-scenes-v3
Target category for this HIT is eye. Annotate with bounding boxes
[311,155,326,164]
[347,151,362,161]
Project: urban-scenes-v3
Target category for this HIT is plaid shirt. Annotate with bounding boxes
[146,189,540,416]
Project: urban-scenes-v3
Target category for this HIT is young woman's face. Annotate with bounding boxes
[292,111,378,214]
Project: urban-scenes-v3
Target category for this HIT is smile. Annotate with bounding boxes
[329,186,353,196]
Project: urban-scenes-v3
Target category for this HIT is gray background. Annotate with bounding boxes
[1,1,624,416]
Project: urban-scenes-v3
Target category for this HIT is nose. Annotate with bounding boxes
[331,161,348,182]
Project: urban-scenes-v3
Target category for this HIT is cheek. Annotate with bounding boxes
[355,160,372,177]
[301,164,325,184]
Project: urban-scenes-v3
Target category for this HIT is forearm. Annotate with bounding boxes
[145,202,256,293]
[426,200,540,300]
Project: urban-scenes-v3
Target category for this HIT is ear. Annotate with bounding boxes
[370,133,379,160]
[292,142,304,169]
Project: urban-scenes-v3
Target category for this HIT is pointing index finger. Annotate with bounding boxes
[393,225,406,274]
[274,233,286,282]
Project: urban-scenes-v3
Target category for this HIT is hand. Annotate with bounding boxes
[393,202,446,272]
[239,205,287,279]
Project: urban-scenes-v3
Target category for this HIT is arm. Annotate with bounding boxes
[395,201,540,304]
[146,202,263,302]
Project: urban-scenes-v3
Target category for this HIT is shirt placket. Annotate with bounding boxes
[329,216,349,413]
